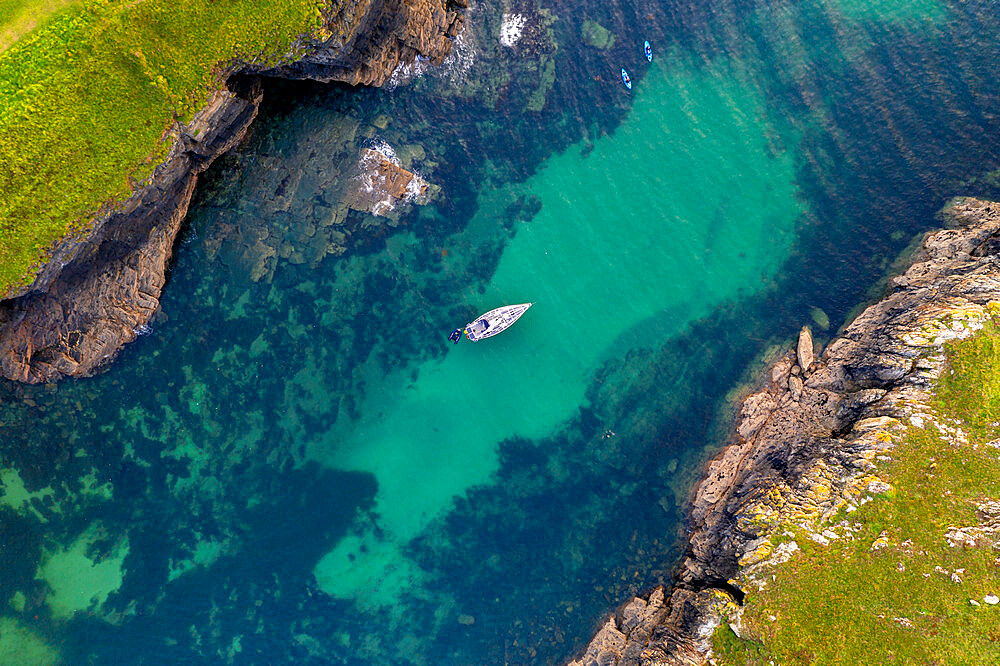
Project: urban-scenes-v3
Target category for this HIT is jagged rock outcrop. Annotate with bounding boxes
[342,147,430,215]
[267,0,466,86]
[0,0,465,383]
[571,197,1000,665]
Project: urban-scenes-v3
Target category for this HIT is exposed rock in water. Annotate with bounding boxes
[342,148,430,216]
[796,325,814,372]
[0,0,466,383]
[570,198,1000,665]
[573,588,667,665]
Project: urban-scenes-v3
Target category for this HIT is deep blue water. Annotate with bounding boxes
[5,0,1000,663]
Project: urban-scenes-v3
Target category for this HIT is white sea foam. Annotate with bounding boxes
[404,173,426,200]
[388,19,476,90]
[367,138,399,164]
[499,13,526,47]
[358,142,397,217]
[387,54,432,90]
[440,25,475,85]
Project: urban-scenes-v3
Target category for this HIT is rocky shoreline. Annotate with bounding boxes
[0,0,464,383]
[571,197,1000,665]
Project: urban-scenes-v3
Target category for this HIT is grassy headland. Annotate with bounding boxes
[0,0,81,53]
[713,321,1000,663]
[0,0,330,296]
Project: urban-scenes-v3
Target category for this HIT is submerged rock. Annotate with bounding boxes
[526,58,557,112]
[0,617,60,665]
[581,20,615,50]
[810,306,831,330]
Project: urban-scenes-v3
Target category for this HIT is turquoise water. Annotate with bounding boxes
[5,0,1000,663]
[311,50,803,608]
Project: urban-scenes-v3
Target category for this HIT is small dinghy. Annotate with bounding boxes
[452,303,533,343]
[644,40,652,62]
[621,68,632,89]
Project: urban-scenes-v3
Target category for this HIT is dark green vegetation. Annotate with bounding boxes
[0,0,326,295]
[714,321,1000,664]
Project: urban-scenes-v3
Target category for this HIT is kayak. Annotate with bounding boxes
[621,68,632,89]
[644,40,652,62]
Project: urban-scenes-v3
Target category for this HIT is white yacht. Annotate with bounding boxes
[462,303,533,342]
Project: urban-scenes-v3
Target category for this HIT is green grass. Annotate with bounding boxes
[936,320,1000,436]
[713,323,1000,664]
[0,0,82,53]
[0,0,331,296]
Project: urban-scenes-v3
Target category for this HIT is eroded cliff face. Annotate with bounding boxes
[571,198,1000,665]
[0,0,465,383]
[0,84,263,383]
[268,0,466,86]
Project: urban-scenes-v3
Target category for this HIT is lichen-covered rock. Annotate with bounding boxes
[571,197,1000,664]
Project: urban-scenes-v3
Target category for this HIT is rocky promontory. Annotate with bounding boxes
[572,197,1000,664]
[0,0,464,383]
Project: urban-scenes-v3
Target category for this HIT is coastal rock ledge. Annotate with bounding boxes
[0,0,465,383]
[571,197,1000,665]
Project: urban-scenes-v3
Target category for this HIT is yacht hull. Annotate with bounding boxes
[465,303,533,341]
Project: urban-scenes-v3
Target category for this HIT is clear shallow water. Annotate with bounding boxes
[311,49,803,609]
[4,0,1000,663]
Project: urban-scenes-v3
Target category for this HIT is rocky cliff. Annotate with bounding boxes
[0,0,464,383]
[571,197,1000,665]
[264,0,466,86]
